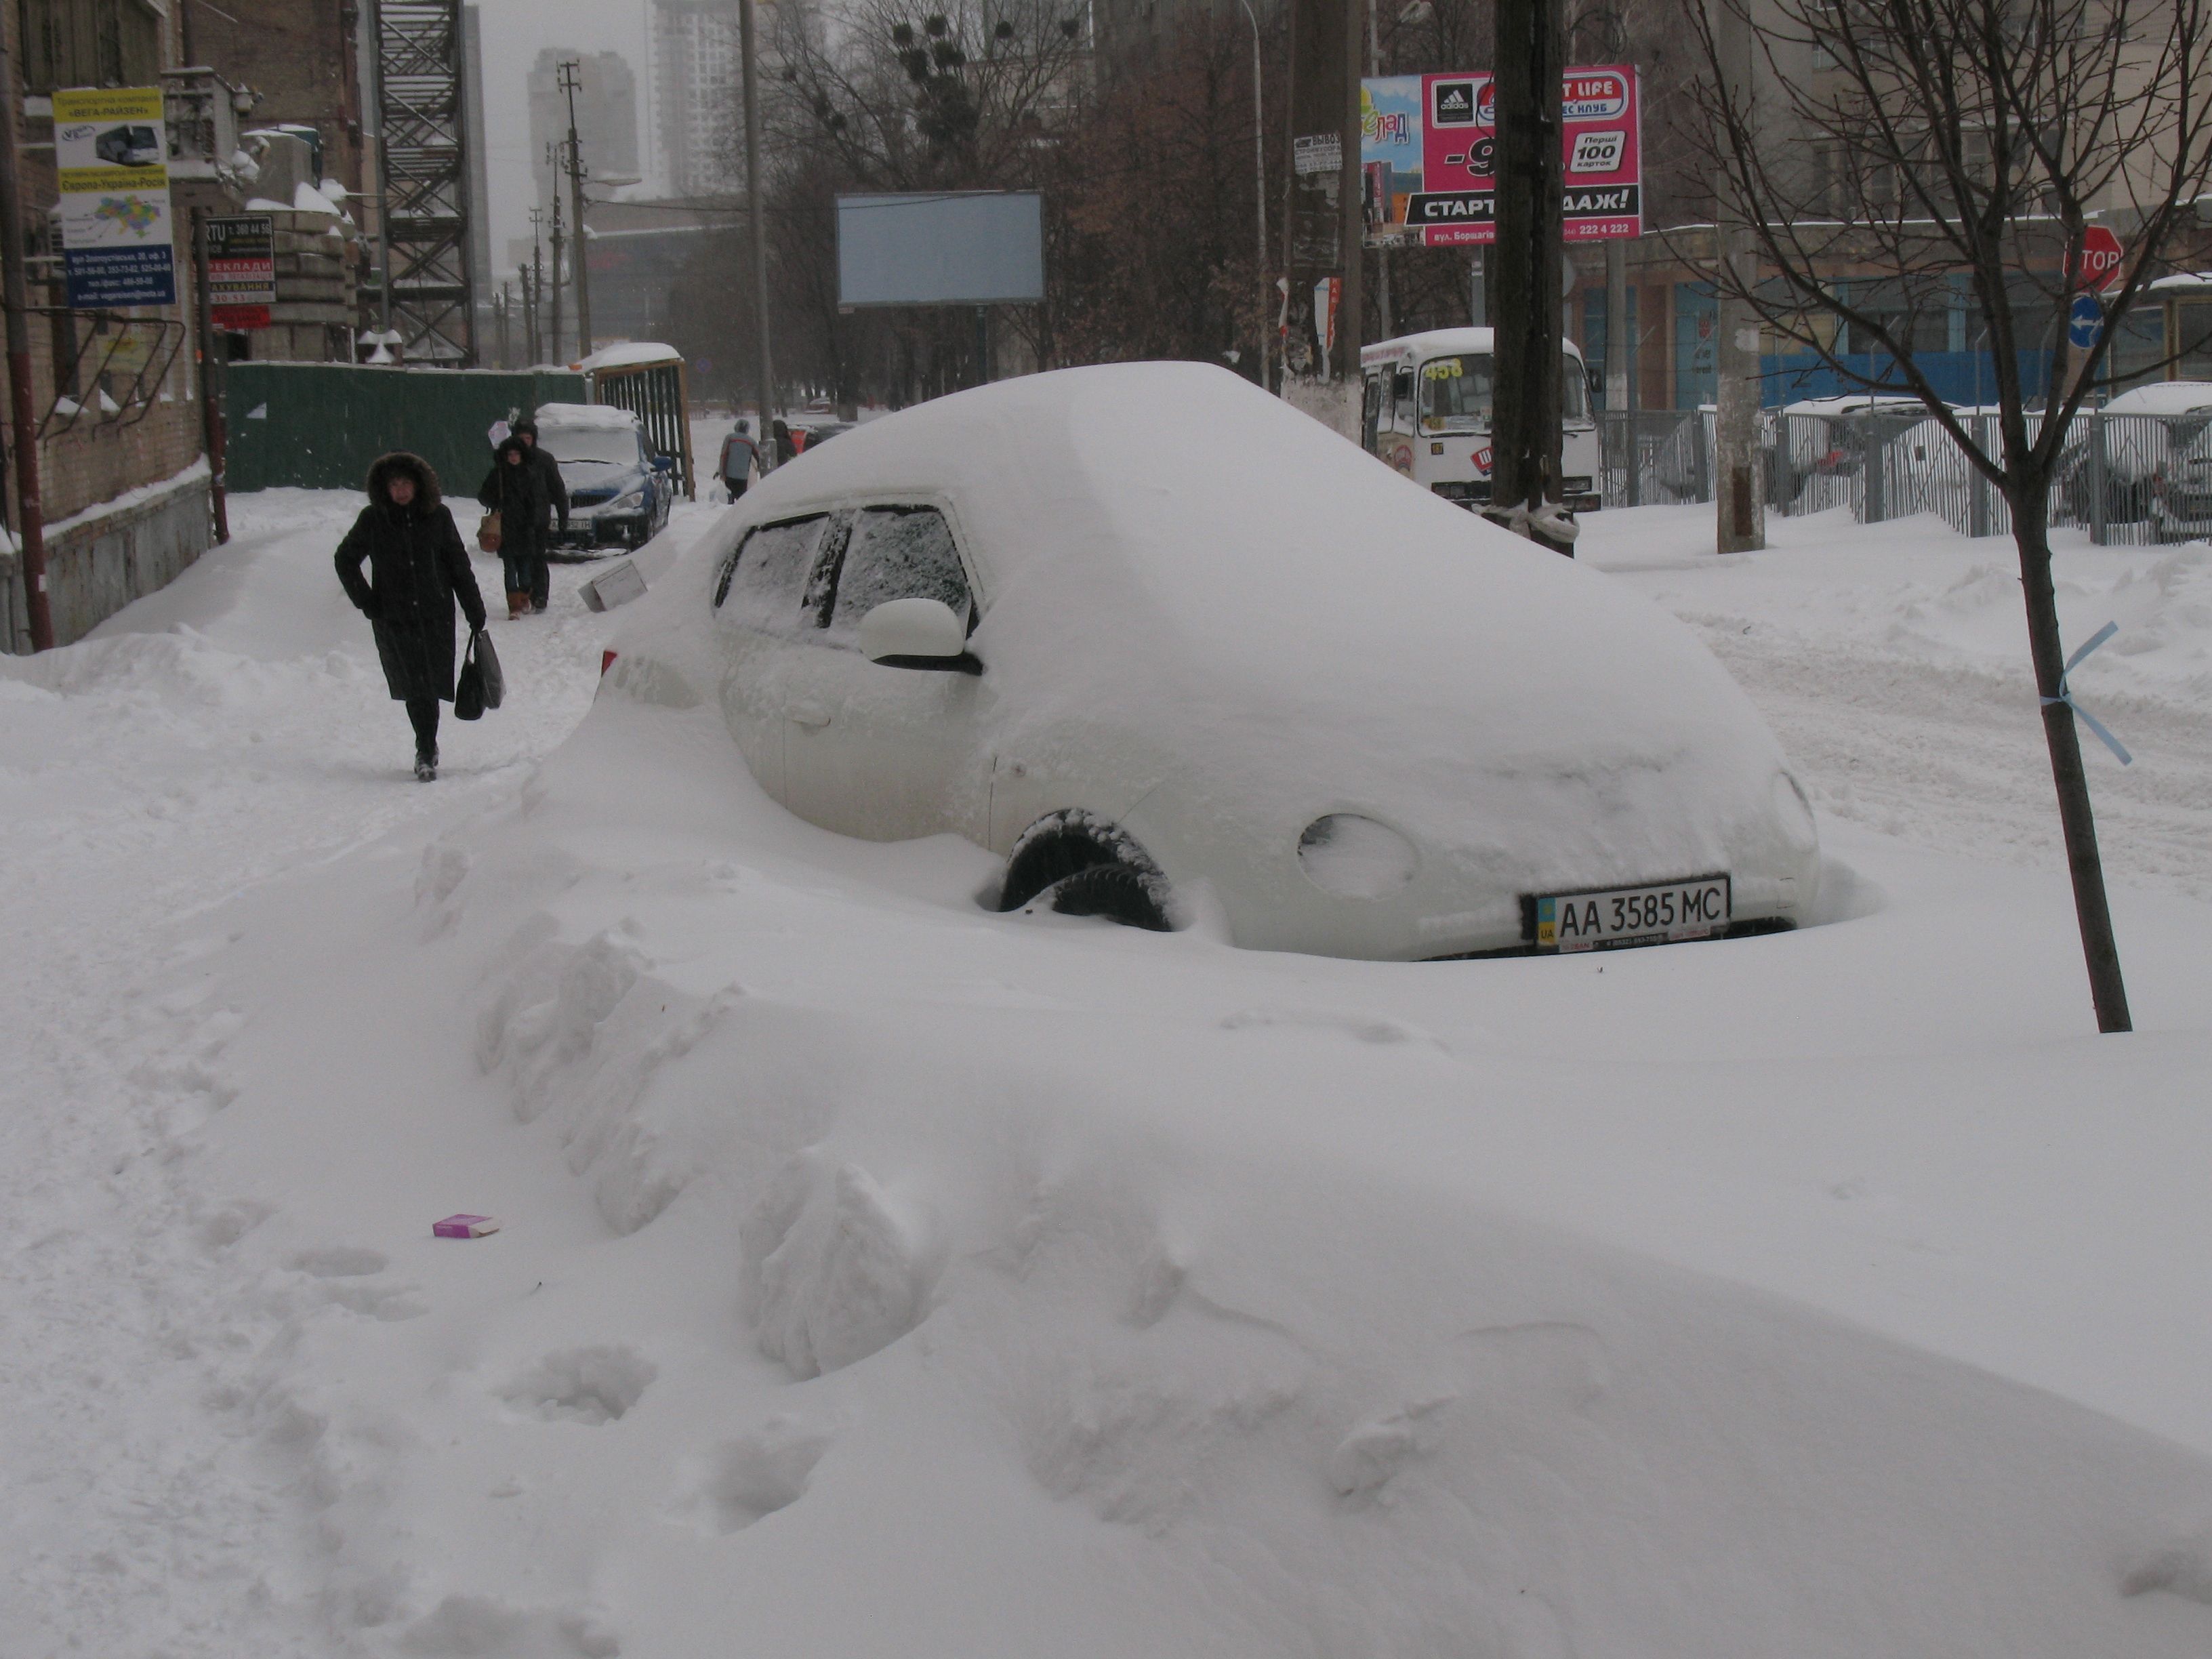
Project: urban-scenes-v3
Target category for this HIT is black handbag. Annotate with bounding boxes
[454,628,504,720]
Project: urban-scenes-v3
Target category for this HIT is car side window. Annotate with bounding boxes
[716,514,830,634]
[825,506,971,645]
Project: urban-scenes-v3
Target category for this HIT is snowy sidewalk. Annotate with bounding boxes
[0,492,689,1655]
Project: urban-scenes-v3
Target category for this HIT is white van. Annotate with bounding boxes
[1360,328,1601,514]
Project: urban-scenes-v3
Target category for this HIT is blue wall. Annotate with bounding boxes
[1760,351,2054,408]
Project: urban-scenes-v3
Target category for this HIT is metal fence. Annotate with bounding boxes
[1597,407,2206,546]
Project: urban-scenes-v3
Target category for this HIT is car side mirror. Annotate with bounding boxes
[859,596,982,674]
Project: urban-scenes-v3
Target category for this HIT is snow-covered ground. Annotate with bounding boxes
[6,487,2212,1656]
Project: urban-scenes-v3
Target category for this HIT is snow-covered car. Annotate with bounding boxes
[606,363,1820,960]
[533,403,674,555]
[2053,381,2212,537]
[1766,395,1933,515]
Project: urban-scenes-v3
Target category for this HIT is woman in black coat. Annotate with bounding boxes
[334,452,488,781]
[478,434,552,618]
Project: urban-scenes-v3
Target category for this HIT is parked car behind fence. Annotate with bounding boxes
[1599,390,2212,545]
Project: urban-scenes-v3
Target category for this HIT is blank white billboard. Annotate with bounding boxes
[837,191,1045,308]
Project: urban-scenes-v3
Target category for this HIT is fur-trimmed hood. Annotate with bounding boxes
[366,451,443,512]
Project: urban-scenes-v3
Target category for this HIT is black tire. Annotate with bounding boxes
[998,811,1172,932]
[1048,863,1170,931]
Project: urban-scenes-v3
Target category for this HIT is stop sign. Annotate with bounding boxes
[2073,226,2125,293]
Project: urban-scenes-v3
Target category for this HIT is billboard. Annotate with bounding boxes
[837,191,1045,307]
[206,214,276,329]
[54,86,177,308]
[1360,66,1641,247]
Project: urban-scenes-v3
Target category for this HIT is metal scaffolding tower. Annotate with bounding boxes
[371,0,478,364]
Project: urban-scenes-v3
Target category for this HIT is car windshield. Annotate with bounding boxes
[538,426,637,467]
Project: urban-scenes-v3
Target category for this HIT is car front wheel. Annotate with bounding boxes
[998,809,1172,932]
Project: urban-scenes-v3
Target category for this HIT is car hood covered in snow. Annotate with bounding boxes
[691,364,1815,933]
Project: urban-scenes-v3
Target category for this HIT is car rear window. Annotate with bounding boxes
[716,514,830,633]
[825,507,970,644]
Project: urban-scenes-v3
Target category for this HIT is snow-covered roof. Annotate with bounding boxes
[2146,272,2212,293]
[531,401,642,430]
[580,342,682,371]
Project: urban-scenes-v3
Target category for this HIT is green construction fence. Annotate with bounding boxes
[222,363,591,499]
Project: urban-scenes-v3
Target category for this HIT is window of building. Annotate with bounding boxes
[19,0,164,96]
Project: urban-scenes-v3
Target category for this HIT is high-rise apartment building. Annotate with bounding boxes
[649,0,749,200]
[527,48,641,216]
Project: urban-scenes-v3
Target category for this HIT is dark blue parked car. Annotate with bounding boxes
[535,403,676,556]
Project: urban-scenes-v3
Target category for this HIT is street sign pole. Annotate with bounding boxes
[191,209,230,545]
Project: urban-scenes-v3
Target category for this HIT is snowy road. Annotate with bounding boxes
[1589,503,2212,898]
[5,487,2212,1656]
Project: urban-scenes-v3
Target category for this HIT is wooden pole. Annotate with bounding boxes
[1488,0,1571,553]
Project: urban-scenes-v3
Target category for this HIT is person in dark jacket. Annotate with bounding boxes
[772,417,798,466]
[508,415,569,611]
[478,436,550,619]
[335,452,488,781]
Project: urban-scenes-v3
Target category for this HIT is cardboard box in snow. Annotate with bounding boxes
[581,559,647,613]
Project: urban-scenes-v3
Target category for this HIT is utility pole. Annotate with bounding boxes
[1282,0,1364,416]
[0,28,52,649]
[1237,0,1270,392]
[556,60,594,356]
[525,206,544,364]
[1713,0,1764,551]
[1489,0,1572,553]
[740,0,777,471]
[546,178,566,367]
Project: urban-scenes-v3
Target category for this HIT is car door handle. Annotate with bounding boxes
[789,701,832,728]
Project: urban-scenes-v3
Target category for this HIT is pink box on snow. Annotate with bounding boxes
[432,1214,500,1239]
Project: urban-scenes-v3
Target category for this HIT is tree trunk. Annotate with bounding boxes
[2011,484,2133,1033]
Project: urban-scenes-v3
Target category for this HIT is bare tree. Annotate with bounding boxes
[1683,0,2212,1033]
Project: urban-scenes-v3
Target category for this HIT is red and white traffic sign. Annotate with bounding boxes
[2072,226,2125,293]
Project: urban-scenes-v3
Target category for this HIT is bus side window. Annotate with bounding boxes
[1361,373,1383,452]
[1392,367,1416,428]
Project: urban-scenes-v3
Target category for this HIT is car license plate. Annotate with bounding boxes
[1531,874,1730,952]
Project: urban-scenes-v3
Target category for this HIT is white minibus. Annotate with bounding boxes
[1359,328,1601,515]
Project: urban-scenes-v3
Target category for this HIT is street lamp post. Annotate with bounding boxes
[1236,0,1270,393]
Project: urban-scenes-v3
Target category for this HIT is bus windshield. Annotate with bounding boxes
[1421,356,1493,430]
[1422,352,1591,428]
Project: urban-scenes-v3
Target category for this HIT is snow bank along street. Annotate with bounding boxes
[7,487,2212,1656]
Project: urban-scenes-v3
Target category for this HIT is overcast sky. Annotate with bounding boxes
[474,0,651,272]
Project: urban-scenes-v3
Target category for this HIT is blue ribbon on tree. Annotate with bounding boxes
[2041,621,2132,766]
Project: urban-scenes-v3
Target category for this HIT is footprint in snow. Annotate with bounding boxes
[678,1418,836,1534]
[498,1345,657,1425]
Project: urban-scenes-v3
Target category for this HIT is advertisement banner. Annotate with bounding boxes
[54,86,177,308]
[1361,66,1641,247]
[206,213,277,329]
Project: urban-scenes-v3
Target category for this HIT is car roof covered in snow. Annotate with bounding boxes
[2104,380,2212,415]
[531,401,642,430]
[712,362,1786,859]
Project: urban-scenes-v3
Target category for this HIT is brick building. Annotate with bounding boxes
[3,0,214,651]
